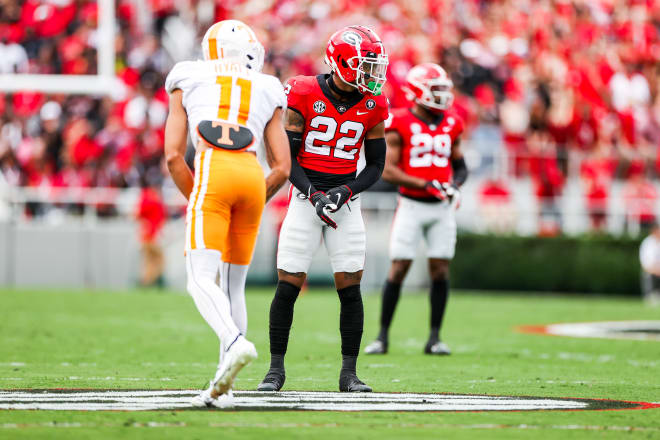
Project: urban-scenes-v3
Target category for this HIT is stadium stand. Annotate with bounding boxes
[1,0,659,234]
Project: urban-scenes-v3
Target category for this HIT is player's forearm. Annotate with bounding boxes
[451,157,468,187]
[265,166,289,201]
[285,128,318,195]
[264,109,292,201]
[382,166,427,189]
[345,164,382,195]
[344,138,386,194]
[166,154,194,199]
[289,159,318,195]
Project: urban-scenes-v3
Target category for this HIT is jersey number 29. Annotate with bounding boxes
[410,133,452,168]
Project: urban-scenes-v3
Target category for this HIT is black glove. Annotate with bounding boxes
[325,185,353,213]
[309,191,337,229]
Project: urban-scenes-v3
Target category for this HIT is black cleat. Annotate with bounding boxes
[339,373,372,392]
[257,369,286,391]
[424,340,451,355]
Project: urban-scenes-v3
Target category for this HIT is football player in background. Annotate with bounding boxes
[257,25,389,392]
[164,20,290,407]
[364,63,467,356]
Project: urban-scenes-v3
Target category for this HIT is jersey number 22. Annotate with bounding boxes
[305,115,364,160]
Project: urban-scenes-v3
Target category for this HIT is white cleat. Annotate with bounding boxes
[211,336,257,398]
[191,382,235,409]
[425,341,451,355]
[364,339,388,355]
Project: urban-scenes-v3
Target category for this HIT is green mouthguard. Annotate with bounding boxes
[368,81,383,96]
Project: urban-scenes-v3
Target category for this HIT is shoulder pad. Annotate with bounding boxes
[444,111,464,135]
[373,94,389,110]
[365,94,389,130]
[285,75,317,95]
[165,61,197,94]
[285,75,316,114]
[263,74,287,110]
[385,107,407,131]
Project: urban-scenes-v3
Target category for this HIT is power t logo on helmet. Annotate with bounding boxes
[324,25,389,96]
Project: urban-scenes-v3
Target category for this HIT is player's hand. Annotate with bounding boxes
[441,182,461,209]
[425,180,447,201]
[309,191,338,229]
[325,185,352,213]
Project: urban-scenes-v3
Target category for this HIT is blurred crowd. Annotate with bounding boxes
[1,0,660,232]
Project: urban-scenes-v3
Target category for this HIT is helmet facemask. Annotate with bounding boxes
[412,77,454,111]
[355,52,388,96]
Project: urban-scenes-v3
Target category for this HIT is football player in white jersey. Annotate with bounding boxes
[164,20,290,408]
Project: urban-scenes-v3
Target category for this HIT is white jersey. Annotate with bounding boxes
[165,60,286,153]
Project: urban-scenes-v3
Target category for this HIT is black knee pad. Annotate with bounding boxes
[275,280,301,304]
[337,284,362,303]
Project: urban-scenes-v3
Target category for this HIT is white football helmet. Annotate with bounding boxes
[201,20,265,71]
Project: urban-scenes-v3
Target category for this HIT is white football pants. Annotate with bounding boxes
[277,187,366,274]
[389,196,457,260]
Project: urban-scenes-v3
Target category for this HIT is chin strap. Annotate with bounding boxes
[327,74,361,99]
[416,104,445,124]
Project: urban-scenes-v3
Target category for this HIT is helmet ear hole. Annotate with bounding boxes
[340,57,349,69]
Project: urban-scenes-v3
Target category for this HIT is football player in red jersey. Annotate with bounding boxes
[364,63,468,356]
[257,25,389,393]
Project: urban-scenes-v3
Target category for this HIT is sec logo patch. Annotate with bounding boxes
[313,101,326,113]
[366,99,376,110]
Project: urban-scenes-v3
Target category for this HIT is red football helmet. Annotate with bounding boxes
[324,25,388,96]
[403,63,454,112]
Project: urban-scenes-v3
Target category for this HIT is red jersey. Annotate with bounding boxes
[386,107,464,199]
[286,74,389,175]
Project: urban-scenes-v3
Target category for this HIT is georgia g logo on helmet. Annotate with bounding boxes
[341,31,363,46]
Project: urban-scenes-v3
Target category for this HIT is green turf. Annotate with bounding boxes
[1,287,659,439]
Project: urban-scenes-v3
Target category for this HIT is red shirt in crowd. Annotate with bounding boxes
[136,188,167,243]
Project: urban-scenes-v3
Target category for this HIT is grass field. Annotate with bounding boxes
[1,287,659,439]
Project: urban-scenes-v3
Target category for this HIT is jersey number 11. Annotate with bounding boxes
[216,76,252,126]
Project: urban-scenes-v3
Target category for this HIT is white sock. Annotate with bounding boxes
[186,249,240,347]
[221,262,249,335]
[218,262,249,366]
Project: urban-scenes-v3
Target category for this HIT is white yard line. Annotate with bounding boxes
[0,390,619,412]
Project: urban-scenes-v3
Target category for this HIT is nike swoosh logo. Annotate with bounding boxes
[356,111,369,115]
